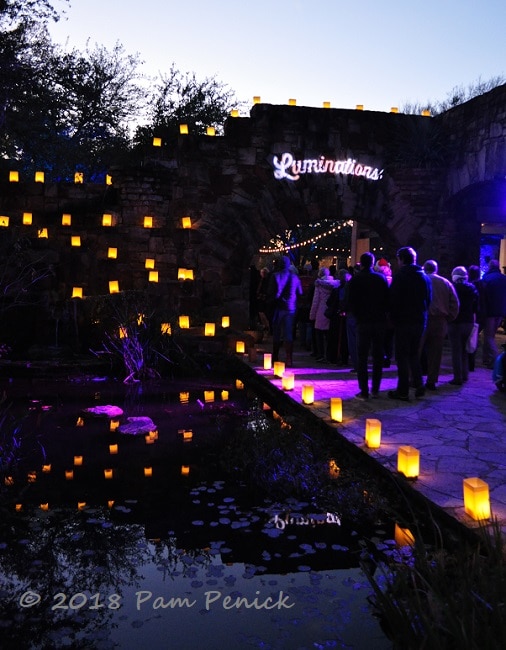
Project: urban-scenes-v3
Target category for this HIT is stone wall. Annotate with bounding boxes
[1,86,505,349]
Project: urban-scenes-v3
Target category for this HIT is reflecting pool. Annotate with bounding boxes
[0,377,394,649]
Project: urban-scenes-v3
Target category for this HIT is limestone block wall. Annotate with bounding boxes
[1,89,505,349]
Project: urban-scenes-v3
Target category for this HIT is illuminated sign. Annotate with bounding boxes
[272,152,383,182]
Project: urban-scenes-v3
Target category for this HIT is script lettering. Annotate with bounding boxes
[272,152,383,182]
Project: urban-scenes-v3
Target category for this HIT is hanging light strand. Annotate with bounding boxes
[259,222,351,254]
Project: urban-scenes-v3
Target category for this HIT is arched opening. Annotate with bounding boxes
[450,179,506,273]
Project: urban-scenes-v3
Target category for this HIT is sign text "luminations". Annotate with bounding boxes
[272,152,383,182]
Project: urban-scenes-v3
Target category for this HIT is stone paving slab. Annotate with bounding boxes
[245,336,506,535]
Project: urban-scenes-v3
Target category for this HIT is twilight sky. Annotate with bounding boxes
[49,0,506,114]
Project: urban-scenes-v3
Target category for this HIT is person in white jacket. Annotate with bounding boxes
[309,267,338,361]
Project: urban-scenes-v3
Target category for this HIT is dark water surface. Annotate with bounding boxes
[0,376,393,649]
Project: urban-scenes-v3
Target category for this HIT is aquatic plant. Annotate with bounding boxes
[220,403,391,525]
[86,291,166,382]
[362,517,506,648]
[0,397,46,494]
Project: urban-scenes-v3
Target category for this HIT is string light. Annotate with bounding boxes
[314,247,351,254]
[259,220,353,254]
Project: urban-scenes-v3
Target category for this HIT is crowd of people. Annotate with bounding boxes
[249,248,506,400]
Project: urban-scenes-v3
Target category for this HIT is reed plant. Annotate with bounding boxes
[362,517,506,649]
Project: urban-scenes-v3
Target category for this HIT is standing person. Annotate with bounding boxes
[268,256,303,367]
[324,268,340,364]
[481,259,506,368]
[327,268,353,367]
[256,267,271,335]
[343,267,358,373]
[467,264,485,371]
[421,260,459,390]
[296,265,316,351]
[309,267,337,362]
[347,252,390,400]
[448,266,479,385]
[388,246,432,401]
[374,259,394,367]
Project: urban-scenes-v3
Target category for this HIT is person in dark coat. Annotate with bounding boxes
[326,268,353,367]
[347,252,390,399]
[467,264,485,371]
[388,246,432,401]
[448,266,479,384]
[481,259,506,367]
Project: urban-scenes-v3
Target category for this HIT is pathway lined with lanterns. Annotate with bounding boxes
[244,335,506,534]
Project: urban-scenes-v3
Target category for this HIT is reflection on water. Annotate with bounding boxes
[0,378,393,649]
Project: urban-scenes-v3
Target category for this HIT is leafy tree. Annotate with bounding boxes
[0,0,67,133]
[37,41,145,180]
[0,0,67,25]
[1,0,145,180]
[1,36,145,181]
[134,63,240,145]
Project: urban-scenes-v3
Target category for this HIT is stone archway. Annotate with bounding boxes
[2,87,506,346]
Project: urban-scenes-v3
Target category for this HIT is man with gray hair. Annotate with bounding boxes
[421,260,459,390]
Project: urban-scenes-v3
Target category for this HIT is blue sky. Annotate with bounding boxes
[49,0,506,114]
